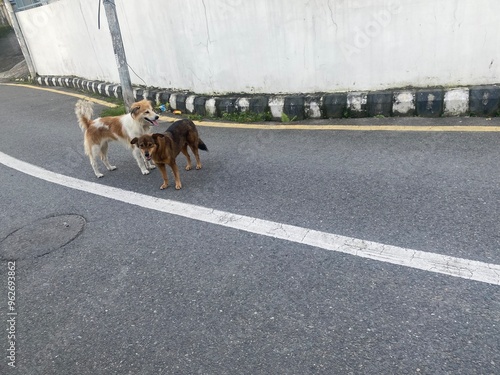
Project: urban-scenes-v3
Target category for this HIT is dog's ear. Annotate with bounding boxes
[131,137,139,145]
[130,104,141,116]
[152,133,165,144]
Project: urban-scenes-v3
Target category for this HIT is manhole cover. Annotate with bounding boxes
[0,215,86,260]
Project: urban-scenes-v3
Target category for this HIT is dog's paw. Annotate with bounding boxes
[108,165,117,171]
[148,164,156,170]
[95,173,104,178]
[160,183,168,190]
[175,183,182,190]
[185,165,192,171]
[196,164,202,170]
[141,169,150,175]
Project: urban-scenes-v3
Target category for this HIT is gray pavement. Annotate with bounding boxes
[0,84,499,374]
[0,29,25,81]
[0,29,23,71]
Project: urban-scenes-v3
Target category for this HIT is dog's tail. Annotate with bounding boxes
[198,139,208,152]
[75,99,94,132]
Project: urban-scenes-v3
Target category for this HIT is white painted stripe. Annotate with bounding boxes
[1,151,499,286]
[205,98,217,116]
[347,92,368,112]
[393,91,415,115]
[269,97,285,119]
[444,88,470,116]
[186,95,196,114]
[169,93,177,110]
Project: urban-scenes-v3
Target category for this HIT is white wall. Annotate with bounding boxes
[16,0,500,94]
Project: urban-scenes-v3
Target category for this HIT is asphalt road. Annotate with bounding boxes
[0,84,499,374]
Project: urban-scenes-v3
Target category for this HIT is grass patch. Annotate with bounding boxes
[221,111,272,123]
[281,113,297,122]
[187,114,204,122]
[100,104,126,117]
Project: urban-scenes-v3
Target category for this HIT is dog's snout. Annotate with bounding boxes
[154,115,159,120]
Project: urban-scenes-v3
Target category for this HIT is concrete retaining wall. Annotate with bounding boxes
[17,0,500,95]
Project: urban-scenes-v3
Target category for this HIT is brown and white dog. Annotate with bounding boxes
[75,99,159,177]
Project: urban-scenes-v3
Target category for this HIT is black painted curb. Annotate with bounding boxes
[35,76,500,120]
[416,89,444,117]
[469,86,500,117]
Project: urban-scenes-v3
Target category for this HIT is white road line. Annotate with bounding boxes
[1,151,499,286]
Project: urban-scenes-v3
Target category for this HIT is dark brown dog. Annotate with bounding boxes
[131,119,208,190]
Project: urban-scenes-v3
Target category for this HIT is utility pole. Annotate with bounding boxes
[4,0,36,79]
[102,0,134,111]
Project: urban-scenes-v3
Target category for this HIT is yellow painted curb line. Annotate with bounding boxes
[4,83,500,132]
[2,83,117,108]
[186,122,500,132]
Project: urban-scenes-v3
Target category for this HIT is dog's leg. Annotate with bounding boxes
[132,146,150,175]
[147,160,156,170]
[100,142,117,171]
[170,162,182,190]
[137,147,155,170]
[157,164,169,189]
[89,145,104,178]
[144,155,156,170]
[181,145,192,171]
[190,145,202,170]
